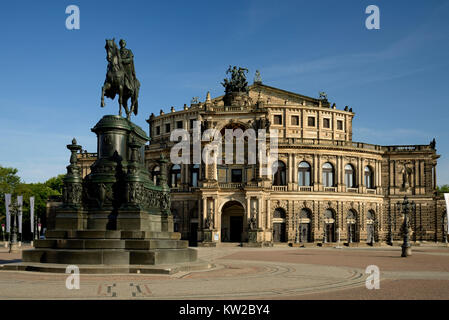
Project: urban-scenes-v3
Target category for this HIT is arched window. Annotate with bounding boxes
[345,164,356,188]
[300,209,312,243]
[347,209,358,243]
[273,208,286,219]
[322,162,334,187]
[190,164,199,187]
[152,165,160,185]
[367,210,375,221]
[169,164,181,188]
[272,161,286,186]
[324,209,335,243]
[347,210,356,220]
[300,209,311,219]
[364,166,374,189]
[298,161,311,186]
[324,209,335,220]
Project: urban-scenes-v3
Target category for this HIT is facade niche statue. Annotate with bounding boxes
[401,163,413,189]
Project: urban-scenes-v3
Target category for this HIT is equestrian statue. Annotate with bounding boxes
[101,38,141,120]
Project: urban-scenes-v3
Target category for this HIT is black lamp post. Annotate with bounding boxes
[8,202,19,253]
[398,195,416,257]
[443,211,448,244]
[389,204,393,245]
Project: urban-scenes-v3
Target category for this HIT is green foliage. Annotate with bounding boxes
[44,174,65,195]
[0,166,21,194]
[437,185,449,195]
[0,165,22,225]
[0,166,63,233]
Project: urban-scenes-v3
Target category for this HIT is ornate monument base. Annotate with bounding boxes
[242,229,272,247]
[3,115,203,274]
[198,229,217,247]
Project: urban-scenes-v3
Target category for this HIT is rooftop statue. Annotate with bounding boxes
[101,38,141,120]
[221,65,249,94]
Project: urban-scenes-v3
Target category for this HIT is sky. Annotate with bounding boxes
[0,0,448,184]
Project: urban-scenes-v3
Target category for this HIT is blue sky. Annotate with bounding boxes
[0,0,448,184]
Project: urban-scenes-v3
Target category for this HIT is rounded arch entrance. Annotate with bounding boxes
[273,207,287,243]
[324,209,336,243]
[220,201,245,242]
[346,209,359,243]
[299,208,312,243]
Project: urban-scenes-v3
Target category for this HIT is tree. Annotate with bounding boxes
[44,174,65,195]
[437,185,449,195]
[0,166,63,240]
[0,166,21,194]
[0,165,22,225]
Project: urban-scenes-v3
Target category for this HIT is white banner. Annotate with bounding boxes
[30,196,35,233]
[17,195,23,234]
[444,194,449,233]
[5,194,11,233]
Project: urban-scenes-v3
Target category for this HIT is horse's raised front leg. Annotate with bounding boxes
[101,83,107,107]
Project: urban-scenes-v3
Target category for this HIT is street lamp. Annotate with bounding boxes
[8,202,19,253]
[443,211,448,244]
[388,204,394,245]
[398,195,416,257]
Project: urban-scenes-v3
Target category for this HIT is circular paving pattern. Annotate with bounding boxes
[0,245,449,299]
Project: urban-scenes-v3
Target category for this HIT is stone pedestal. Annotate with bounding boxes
[7,115,199,274]
[401,245,412,257]
[242,229,272,247]
[198,229,217,247]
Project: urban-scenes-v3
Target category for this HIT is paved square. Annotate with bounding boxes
[1,244,449,299]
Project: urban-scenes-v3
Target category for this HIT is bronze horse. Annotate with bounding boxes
[101,39,140,120]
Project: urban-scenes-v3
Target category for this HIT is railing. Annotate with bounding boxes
[212,106,245,112]
[276,138,383,151]
[366,189,376,194]
[384,145,432,152]
[347,188,358,193]
[324,187,337,192]
[272,186,288,191]
[219,182,243,189]
[298,186,312,192]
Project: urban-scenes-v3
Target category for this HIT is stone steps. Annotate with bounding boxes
[45,230,181,240]
[1,259,213,274]
[22,247,197,265]
[35,239,188,250]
